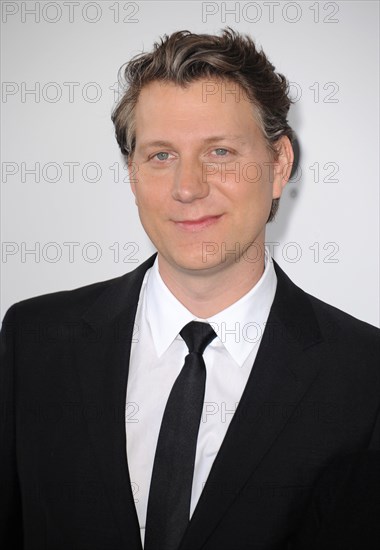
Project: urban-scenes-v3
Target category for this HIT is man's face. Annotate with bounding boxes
[130,78,290,276]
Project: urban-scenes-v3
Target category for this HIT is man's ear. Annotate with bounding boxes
[272,136,294,200]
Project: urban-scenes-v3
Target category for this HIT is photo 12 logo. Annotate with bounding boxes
[201,2,340,24]
[1,1,140,24]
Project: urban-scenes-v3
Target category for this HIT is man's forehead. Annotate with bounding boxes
[133,78,262,148]
[136,77,251,105]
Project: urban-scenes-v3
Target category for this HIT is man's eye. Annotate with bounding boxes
[213,148,229,156]
[154,152,170,161]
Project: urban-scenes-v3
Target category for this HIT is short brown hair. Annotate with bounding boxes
[111,27,294,222]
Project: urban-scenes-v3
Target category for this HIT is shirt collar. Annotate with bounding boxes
[145,247,277,366]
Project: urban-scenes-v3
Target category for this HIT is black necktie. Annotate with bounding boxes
[144,321,217,550]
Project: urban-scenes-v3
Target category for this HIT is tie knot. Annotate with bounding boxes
[180,321,217,355]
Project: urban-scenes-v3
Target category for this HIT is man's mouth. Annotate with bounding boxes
[173,215,223,232]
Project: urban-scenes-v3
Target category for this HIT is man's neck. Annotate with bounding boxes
[157,252,266,318]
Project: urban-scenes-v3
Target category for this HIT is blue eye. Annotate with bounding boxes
[155,152,169,161]
[214,148,228,156]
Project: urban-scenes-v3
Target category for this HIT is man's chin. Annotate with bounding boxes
[169,254,234,276]
[156,239,249,276]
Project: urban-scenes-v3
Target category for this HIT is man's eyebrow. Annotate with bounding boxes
[138,140,173,151]
[138,135,247,150]
[203,135,247,144]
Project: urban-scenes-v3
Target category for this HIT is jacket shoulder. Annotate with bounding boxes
[2,254,157,327]
[304,289,380,349]
[273,259,379,345]
[2,254,156,326]
[3,274,125,326]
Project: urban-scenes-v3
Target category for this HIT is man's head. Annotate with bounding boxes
[112,28,294,223]
[111,29,294,279]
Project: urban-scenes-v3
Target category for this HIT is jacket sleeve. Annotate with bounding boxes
[0,304,23,548]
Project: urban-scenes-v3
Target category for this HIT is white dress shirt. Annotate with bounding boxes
[126,247,277,547]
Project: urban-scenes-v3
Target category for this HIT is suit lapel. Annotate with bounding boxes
[74,255,156,550]
[178,260,325,550]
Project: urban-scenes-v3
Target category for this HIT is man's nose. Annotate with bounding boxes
[171,158,210,203]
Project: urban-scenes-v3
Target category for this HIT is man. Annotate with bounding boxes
[1,28,379,550]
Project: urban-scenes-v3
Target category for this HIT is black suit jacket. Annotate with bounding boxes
[1,254,380,550]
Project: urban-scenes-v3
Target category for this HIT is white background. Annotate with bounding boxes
[1,0,379,326]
